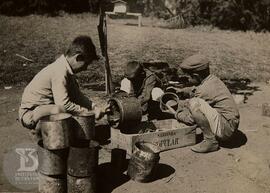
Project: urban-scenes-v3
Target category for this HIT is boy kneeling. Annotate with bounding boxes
[19,36,106,131]
[172,54,240,153]
[120,61,164,118]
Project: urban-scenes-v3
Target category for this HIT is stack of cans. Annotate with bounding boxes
[68,112,99,193]
[37,112,99,193]
[38,113,72,193]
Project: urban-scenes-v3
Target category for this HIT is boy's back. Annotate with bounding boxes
[21,55,71,110]
[195,74,239,122]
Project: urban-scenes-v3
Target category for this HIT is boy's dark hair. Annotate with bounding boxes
[65,35,98,61]
[125,61,144,80]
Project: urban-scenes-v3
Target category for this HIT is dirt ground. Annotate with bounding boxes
[0,82,270,193]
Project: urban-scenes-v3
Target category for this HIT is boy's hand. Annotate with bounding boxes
[94,104,111,120]
[94,107,102,120]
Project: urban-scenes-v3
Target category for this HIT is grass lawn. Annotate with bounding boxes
[0,13,270,87]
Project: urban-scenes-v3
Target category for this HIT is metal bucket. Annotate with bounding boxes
[40,113,72,150]
[67,174,96,193]
[127,142,161,182]
[72,112,95,140]
[107,96,142,133]
[68,140,99,177]
[38,172,67,193]
[38,140,68,176]
[160,92,179,112]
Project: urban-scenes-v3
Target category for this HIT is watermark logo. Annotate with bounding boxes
[3,142,39,191]
[16,148,38,172]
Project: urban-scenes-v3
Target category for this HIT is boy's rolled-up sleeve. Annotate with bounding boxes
[51,73,88,113]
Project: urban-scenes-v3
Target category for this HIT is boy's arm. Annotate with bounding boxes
[137,75,157,106]
[167,86,195,99]
[51,74,89,114]
[72,79,93,110]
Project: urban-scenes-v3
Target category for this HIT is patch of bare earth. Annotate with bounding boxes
[0,83,270,192]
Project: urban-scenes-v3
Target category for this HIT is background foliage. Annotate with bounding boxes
[0,0,269,31]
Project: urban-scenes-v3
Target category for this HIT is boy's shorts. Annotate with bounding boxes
[189,97,238,140]
[19,108,37,130]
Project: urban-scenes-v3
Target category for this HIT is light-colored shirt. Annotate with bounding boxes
[195,74,240,122]
[19,55,92,119]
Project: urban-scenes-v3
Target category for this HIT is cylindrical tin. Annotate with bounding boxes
[37,140,68,176]
[128,142,161,182]
[111,148,127,173]
[107,96,142,133]
[38,172,67,193]
[160,92,179,112]
[72,112,95,140]
[40,113,72,150]
[68,140,99,177]
[67,174,96,193]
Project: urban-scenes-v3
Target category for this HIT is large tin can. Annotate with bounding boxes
[40,113,72,150]
[38,172,67,193]
[72,112,95,140]
[68,140,99,177]
[37,140,68,176]
[128,142,161,182]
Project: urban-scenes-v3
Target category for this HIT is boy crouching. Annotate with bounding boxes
[172,54,240,153]
[19,35,106,131]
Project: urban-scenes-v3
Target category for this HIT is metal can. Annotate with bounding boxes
[128,142,161,182]
[107,96,142,133]
[68,140,99,177]
[40,113,72,150]
[37,140,68,176]
[72,112,95,140]
[67,174,96,193]
[38,172,67,193]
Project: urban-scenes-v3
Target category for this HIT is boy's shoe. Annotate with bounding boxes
[191,139,219,153]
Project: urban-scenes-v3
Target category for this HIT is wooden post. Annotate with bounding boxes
[138,15,142,27]
[98,2,114,95]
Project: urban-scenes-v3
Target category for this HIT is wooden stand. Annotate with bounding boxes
[105,11,142,27]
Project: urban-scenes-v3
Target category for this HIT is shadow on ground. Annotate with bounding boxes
[97,162,129,193]
[148,163,175,182]
[223,78,260,103]
[97,161,175,193]
[196,130,247,149]
[219,130,247,149]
